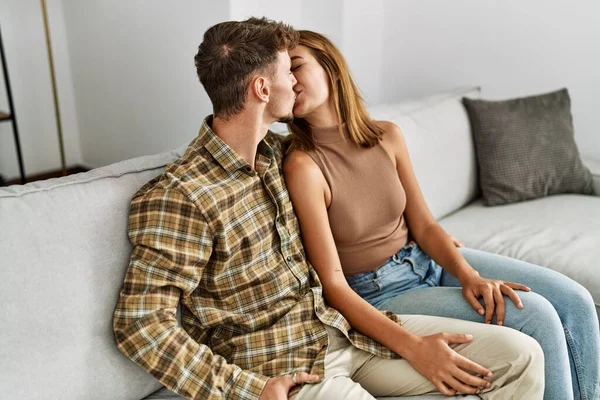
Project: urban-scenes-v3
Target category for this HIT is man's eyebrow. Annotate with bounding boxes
[290,56,304,61]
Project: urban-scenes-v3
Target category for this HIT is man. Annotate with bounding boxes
[113,17,544,400]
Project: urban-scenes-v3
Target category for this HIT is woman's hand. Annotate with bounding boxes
[449,234,463,248]
[259,372,320,400]
[403,333,492,396]
[460,274,531,325]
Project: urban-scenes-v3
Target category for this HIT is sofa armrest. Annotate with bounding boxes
[583,156,600,196]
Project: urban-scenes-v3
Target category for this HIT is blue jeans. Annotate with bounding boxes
[345,242,600,400]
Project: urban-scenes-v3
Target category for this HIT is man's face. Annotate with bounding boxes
[267,50,297,123]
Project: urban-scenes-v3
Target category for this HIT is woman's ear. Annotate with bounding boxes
[252,76,270,103]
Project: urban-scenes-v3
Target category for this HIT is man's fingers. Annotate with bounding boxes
[501,285,524,310]
[482,289,495,324]
[290,372,320,386]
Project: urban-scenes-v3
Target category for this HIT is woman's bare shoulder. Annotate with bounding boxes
[373,120,407,164]
[373,120,404,143]
[283,150,323,180]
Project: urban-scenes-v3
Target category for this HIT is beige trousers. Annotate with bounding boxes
[294,315,544,400]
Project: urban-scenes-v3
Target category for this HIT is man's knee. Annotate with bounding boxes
[500,329,545,382]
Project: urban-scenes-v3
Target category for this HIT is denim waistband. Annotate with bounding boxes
[345,241,416,285]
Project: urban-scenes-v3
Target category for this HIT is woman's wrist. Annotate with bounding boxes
[456,265,480,284]
[393,330,423,361]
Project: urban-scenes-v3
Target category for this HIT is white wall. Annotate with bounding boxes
[340,0,384,105]
[0,0,81,180]
[230,0,303,27]
[381,0,600,160]
[61,0,229,168]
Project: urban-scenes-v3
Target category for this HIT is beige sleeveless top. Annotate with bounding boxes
[306,124,409,275]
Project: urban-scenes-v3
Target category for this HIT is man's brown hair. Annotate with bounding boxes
[194,17,299,119]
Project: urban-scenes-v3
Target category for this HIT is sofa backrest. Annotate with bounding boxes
[0,146,185,400]
[368,86,481,219]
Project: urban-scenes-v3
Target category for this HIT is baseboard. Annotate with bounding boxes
[3,164,91,186]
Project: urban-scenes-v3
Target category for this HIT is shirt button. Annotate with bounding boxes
[286,256,292,262]
[245,166,252,173]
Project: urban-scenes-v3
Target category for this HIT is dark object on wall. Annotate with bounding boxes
[0,21,26,184]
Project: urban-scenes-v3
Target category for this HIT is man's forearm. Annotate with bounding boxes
[114,303,268,400]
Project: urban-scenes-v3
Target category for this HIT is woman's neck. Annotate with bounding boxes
[304,98,340,128]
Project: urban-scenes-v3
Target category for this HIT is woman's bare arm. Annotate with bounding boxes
[377,120,478,281]
[377,121,529,324]
[283,150,418,355]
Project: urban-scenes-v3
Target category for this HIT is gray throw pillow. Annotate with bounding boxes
[462,88,594,206]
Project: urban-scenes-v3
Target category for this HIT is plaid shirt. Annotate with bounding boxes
[113,116,402,400]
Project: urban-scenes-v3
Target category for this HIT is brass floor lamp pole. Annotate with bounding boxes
[41,0,67,176]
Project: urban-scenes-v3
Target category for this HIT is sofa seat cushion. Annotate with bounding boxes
[439,194,600,318]
[142,386,478,399]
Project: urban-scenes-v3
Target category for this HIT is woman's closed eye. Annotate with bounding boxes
[291,64,303,72]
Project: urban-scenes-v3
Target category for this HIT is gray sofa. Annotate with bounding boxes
[1,87,597,400]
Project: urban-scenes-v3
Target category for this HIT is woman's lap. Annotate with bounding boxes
[453,247,599,400]
[369,245,600,400]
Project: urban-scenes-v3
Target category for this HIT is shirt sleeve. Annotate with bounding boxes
[113,187,268,400]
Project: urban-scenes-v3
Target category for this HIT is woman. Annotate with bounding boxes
[283,30,599,400]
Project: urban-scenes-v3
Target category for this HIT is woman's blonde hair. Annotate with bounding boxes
[286,30,383,154]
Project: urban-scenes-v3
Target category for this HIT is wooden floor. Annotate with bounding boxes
[0,165,90,186]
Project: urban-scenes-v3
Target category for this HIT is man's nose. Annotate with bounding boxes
[291,74,298,87]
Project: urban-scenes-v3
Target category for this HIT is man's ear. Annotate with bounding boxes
[252,76,270,103]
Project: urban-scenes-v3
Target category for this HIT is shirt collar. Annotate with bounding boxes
[196,115,275,174]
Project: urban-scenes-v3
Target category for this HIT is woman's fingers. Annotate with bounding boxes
[505,281,531,292]
[455,352,493,378]
[433,380,456,397]
[482,288,495,324]
[501,284,524,310]
[464,291,485,316]
[449,235,464,248]
[493,287,506,325]
[452,367,491,390]
[445,376,481,395]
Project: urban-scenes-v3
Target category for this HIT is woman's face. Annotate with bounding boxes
[289,45,331,119]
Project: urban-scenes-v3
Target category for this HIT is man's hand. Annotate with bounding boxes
[460,274,531,325]
[259,372,320,400]
[404,333,492,396]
